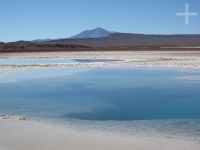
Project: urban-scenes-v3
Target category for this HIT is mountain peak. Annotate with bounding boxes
[95,27,105,30]
[71,27,111,39]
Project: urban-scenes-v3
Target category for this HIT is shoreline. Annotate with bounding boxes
[0,51,200,74]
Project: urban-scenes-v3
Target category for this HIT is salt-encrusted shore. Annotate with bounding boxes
[0,119,200,150]
[0,114,26,121]
[1,51,200,80]
[0,51,200,71]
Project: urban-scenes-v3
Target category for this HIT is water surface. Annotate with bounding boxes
[0,68,200,121]
[0,58,114,65]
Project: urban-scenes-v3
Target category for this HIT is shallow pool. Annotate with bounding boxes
[0,68,200,121]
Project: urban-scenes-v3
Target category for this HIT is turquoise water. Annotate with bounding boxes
[0,58,114,65]
[0,67,200,121]
[0,58,75,65]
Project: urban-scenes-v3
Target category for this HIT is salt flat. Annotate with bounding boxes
[0,51,200,70]
[0,119,199,150]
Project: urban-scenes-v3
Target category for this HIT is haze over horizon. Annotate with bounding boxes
[0,0,200,42]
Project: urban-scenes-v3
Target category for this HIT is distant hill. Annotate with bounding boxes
[7,40,32,44]
[70,27,111,39]
[32,39,52,43]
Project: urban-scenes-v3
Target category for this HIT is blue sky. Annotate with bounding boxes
[0,0,200,42]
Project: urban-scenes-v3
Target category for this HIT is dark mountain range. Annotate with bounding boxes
[48,32,200,47]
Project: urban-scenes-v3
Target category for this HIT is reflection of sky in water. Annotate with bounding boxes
[0,58,76,65]
[0,58,112,65]
[0,68,87,83]
[0,68,200,122]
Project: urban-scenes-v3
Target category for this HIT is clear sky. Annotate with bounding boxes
[0,0,200,42]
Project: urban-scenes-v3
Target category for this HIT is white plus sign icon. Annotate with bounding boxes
[176,3,198,25]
